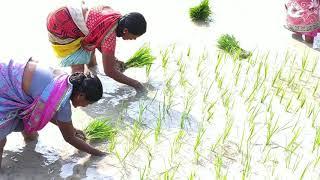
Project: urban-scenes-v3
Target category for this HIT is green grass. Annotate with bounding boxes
[189,0,212,22]
[84,118,117,142]
[124,44,156,69]
[217,34,252,59]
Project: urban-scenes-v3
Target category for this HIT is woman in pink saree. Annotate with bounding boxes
[285,0,320,43]
[0,58,105,167]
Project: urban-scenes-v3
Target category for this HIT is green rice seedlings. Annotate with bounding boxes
[84,118,117,142]
[161,48,170,70]
[108,132,117,153]
[272,69,282,87]
[189,0,211,22]
[234,63,242,86]
[265,113,279,147]
[313,128,320,152]
[301,51,309,71]
[217,34,252,59]
[188,171,196,180]
[267,96,274,112]
[193,126,206,163]
[155,103,163,143]
[240,78,248,97]
[285,127,302,168]
[205,99,217,122]
[306,103,316,118]
[222,118,234,143]
[299,162,311,180]
[178,57,188,88]
[217,76,224,90]
[297,88,305,100]
[311,107,320,128]
[285,96,294,112]
[214,154,227,180]
[170,130,186,162]
[145,64,152,78]
[187,46,191,57]
[180,89,196,129]
[264,63,269,81]
[299,96,306,109]
[242,149,252,180]
[124,44,156,69]
[260,86,269,103]
[313,80,320,96]
[164,73,175,113]
[311,57,318,74]
[215,52,224,73]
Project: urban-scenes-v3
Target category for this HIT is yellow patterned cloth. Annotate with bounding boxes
[51,38,83,58]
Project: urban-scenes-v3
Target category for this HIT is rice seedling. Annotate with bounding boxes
[222,118,234,143]
[311,107,320,128]
[272,69,282,87]
[170,130,186,162]
[193,126,206,162]
[300,96,306,109]
[214,154,227,180]
[155,103,163,143]
[285,96,294,112]
[267,96,274,112]
[260,86,269,103]
[311,57,318,74]
[180,89,196,129]
[84,118,117,142]
[300,162,311,180]
[145,64,152,78]
[313,128,320,152]
[124,44,156,70]
[215,52,224,73]
[265,112,279,147]
[188,171,196,180]
[301,51,309,71]
[187,46,191,57]
[306,103,315,118]
[313,80,319,96]
[234,63,242,85]
[217,76,224,90]
[164,73,175,113]
[242,148,252,180]
[161,48,170,70]
[285,127,302,167]
[189,0,212,22]
[108,133,117,153]
[217,34,252,59]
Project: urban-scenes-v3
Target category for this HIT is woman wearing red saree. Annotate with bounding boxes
[47,2,147,93]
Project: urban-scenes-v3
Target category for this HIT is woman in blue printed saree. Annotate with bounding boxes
[0,58,105,167]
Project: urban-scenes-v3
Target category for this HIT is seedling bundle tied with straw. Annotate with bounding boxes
[124,44,156,70]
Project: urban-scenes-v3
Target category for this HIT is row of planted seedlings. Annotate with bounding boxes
[215,35,320,179]
[81,39,320,179]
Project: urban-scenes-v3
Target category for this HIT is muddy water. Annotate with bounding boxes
[0,0,318,179]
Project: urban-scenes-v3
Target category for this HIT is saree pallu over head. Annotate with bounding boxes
[285,0,320,37]
[47,4,121,66]
[0,59,72,133]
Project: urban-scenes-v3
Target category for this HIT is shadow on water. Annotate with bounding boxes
[81,78,199,132]
[0,139,62,179]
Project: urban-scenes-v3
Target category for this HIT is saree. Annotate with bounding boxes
[285,0,320,37]
[47,4,120,66]
[0,59,72,134]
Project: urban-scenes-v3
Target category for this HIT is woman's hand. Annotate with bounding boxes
[134,82,147,95]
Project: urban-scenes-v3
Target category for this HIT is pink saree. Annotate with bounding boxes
[0,59,72,134]
[285,0,320,37]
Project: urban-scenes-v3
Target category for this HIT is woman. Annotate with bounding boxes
[0,58,105,167]
[285,0,320,43]
[47,2,147,93]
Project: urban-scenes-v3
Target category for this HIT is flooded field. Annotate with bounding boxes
[1,0,320,179]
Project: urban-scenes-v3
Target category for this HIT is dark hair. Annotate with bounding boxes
[116,12,147,37]
[69,72,103,102]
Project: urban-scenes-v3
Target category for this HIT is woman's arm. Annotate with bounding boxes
[102,53,146,93]
[53,120,105,156]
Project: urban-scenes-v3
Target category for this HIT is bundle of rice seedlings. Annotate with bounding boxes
[124,44,156,70]
[84,118,117,142]
[189,0,212,22]
[217,34,251,59]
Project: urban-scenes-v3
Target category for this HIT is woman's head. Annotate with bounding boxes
[116,12,147,40]
[69,72,103,107]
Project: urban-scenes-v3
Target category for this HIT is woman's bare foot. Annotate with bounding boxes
[305,35,314,44]
[22,131,39,142]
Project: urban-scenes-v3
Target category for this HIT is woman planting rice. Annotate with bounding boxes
[0,58,106,167]
[47,2,147,93]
